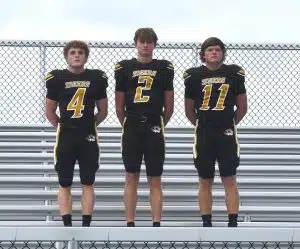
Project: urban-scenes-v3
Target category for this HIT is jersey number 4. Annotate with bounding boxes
[200,84,229,111]
[134,76,153,103]
[67,88,86,118]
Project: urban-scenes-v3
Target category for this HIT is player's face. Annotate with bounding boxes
[136,40,154,57]
[66,48,86,69]
[203,45,224,64]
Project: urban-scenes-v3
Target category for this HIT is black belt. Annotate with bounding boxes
[126,114,161,124]
[197,114,230,127]
[197,120,233,130]
[59,122,95,131]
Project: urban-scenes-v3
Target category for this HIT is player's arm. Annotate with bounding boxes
[114,62,126,126]
[95,98,108,126]
[235,93,247,125]
[234,67,248,125]
[183,70,197,126]
[94,71,108,126]
[185,98,196,126]
[163,91,174,125]
[45,71,60,128]
[45,98,59,128]
[115,91,126,125]
[163,61,175,125]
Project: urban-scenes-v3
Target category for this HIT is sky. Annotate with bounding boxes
[0,0,299,44]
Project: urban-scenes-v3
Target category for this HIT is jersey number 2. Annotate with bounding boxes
[200,84,229,111]
[67,88,86,118]
[134,76,153,103]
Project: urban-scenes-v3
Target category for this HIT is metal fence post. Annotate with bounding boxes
[39,44,47,123]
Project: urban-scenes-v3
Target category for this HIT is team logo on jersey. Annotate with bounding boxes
[86,135,96,142]
[202,77,226,85]
[132,70,157,78]
[224,129,233,136]
[151,126,161,133]
[65,81,90,89]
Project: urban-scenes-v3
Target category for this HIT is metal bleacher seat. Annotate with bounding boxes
[0,124,299,226]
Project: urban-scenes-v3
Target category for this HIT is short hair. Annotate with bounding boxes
[63,40,90,59]
[134,28,158,46]
[200,37,226,63]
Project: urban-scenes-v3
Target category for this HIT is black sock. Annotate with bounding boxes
[202,214,212,227]
[82,215,92,227]
[62,214,72,227]
[228,213,238,227]
[153,222,160,227]
[127,221,135,227]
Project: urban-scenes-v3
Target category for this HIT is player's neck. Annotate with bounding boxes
[137,55,153,64]
[67,66,85,74]
[205,62,223,71]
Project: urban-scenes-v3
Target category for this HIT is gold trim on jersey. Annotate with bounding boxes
[94,123,100,162]
[167,63,174,70]
[44,73,54,81]
[160,116,165,149]
[115,63,123,71]
[233,120,240,157]
[120,117,127,154]
[237,69,245,77]
[53,124,61,165]
[193,119,199,159]
[183,71,191,80]
[102,72,108,80]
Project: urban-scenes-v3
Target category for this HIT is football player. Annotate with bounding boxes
[184,37,248,227]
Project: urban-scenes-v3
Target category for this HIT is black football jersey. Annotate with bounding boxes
[183,64,246,127]
[45,69,108,129]
[114,58,174,116]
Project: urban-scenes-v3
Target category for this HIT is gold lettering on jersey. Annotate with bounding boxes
[201,77,226,85]
[132,70,157,78]
[65,81,91,89]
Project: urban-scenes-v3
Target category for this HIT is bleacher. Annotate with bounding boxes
[0,124,300,227]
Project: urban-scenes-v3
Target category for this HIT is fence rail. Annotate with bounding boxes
[0,226,298,241]
[0,40,300,127]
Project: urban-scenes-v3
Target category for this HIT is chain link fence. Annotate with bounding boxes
[0,41,299,127]
[0,227,299,249]
[0,241,296,249]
